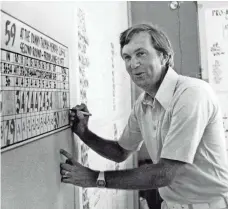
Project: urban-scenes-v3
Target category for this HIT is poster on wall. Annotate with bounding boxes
[0,11,70,150]
[205,7,228,92]
[217,92,228,141]
[201,5,228,147]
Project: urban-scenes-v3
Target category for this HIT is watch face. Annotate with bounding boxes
[97,180,106,187]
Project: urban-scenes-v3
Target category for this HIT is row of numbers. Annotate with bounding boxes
[1,90,69,116]
[1,110,69,148]
[1,50,68,72]
[1,62,68,81]
[1,75,69,89]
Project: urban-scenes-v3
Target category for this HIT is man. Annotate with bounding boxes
[60,24,228,209]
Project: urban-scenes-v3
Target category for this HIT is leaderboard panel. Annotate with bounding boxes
[0,11,70,150]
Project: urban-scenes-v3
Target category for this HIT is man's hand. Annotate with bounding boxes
[69,103,90,138]
[60,149,98,188]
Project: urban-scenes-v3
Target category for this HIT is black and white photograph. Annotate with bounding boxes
[1,1,228,209]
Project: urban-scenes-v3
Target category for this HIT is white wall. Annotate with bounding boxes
[1,2,79,209]
[1,2,136,209]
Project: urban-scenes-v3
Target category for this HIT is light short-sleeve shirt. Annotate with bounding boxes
[118,67,228,204]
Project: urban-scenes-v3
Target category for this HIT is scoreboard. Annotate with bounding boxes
[0,11,70,150]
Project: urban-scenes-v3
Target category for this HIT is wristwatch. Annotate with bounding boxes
[96,171,106,188]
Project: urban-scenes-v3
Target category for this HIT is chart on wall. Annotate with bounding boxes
[202,6,228,141]
[205,7,228,92]
[0,11,70,150]
[74,2,133,209]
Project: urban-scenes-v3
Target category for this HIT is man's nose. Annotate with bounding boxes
[130,57,140,69]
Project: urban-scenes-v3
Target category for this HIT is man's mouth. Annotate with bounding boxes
[134,72,145,76]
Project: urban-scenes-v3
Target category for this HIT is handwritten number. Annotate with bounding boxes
[21,92,25,113]
[5,20,16,46]
[16,90,20,114]
[30,93,34,111]
[5,121,9,145]
[10,120,15,143]
[5,20,10,46]
[11,24,16,46]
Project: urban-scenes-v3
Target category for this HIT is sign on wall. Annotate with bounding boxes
[0,11,70,150]
[205,7,228,92]
[203,7,228,141]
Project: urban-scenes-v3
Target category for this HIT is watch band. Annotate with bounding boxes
[96,171,106,188]
[98,171,105,180]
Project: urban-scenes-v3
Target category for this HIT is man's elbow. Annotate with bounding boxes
[156,174,174,188]
[156,158,186,188]
[115,152,131,163]
[115,144,132,163]
[161,168,185,187]
[163,174,175,187]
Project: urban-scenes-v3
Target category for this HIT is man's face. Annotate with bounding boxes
[122,32,165,92]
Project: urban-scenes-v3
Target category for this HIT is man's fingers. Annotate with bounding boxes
[60,163,73,171]
[66,159,73,165]
[60,149,78,165]
[61,177,73,184]
[77,111,85,119]
[60,169,72,177]
[80,103,89,113]
[70,116,75,121]
[74,103,89,113]
[60,149,73,160]
[69,111,75,116]
[75,104,84,111]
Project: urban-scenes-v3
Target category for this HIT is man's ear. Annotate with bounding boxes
[161,53,169,66]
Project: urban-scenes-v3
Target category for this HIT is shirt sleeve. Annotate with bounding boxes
[161,86,214,164]
[118,103,144,151]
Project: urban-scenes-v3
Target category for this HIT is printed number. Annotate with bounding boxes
[5,20,16,46]
[21,92,25,113]
[63,92,67,108]
[49,92,53,109]
[39,92,43,112]
[30,93,34,111]
[5,76,11,86]
[46,92,49,110]
[5,119,15,145]
[16,121,21,140]
[54,112,59,129]
[16,90,20,114]
[42,92,46,111]
[35,93,38,112]
[27,91,30,113]
[22,121,26,133]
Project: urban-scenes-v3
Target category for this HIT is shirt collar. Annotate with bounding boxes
[142,67,179,110]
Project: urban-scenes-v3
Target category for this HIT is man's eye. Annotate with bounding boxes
[137,52,145,57]
[124,56,130,61]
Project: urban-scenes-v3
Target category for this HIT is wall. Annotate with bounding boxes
[1,2,137,209]
[1,2,78,209]
[129,1,201,160]
[197,1,228,144]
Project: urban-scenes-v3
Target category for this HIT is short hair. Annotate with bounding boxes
[120,23,174,68]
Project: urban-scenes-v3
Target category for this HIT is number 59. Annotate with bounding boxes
[5,20,16,46]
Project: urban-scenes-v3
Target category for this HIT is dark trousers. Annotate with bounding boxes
[139,189,163,209]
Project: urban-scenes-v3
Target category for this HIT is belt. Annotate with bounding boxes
[165,196,228,209]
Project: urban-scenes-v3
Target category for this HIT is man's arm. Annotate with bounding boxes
[79,129,132,163]
[60,151,186,190]
[70,104,133,163]
[103,158,185,190]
